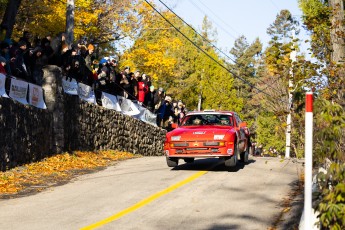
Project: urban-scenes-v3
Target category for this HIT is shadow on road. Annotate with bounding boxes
[171,158,256,172]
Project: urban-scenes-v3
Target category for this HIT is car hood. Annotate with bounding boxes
[167,126,234,141]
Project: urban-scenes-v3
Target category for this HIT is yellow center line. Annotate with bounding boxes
[80,170,208,230]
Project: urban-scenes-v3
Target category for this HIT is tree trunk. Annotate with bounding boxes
[329,0,345,108]
[66,0,75,46]
[330,0,345,63]
[0,0,22,39]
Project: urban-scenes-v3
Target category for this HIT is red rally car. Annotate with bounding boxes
[164,110,251,168]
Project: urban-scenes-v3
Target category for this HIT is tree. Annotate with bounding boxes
[229,36,263,127]
[0,0,22,39]
[1,0,138,54]
[66,0,74,46]
[299,1,345,228]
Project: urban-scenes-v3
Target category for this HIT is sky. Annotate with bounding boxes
[153,0,309,54]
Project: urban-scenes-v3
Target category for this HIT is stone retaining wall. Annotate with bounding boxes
[0,66,166,171]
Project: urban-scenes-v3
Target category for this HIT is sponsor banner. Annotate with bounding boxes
[101,92,121,112]
[77,83,96,104]
[9,78,28,105]
[131,103,157,126]
[62,78,78,95]
[142,109,157,126]
[117,96,140,116]
[0,73,8,98]
[133,102,146,118]
[28,83,47,109]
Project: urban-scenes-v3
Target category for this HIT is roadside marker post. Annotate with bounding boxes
[304,92,313,230]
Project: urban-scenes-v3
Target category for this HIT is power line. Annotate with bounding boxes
[195,0,240,35]
[188,0,238,40]
[156,0,287,102]
[143,0,288,104]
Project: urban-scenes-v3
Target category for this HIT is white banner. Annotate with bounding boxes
[62,78,78,95]
[28,83,47,109]
[9,78,28,105]
[0,73,8,98]
[117,96,140,116]
[78,83,96,104]
[133,103,147,120]
[101,92,121,111]
[142,109,157,126]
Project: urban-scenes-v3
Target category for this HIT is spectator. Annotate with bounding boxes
[137,74,148,104]
[119,70,130,98]
[154,87,165,113]
[144,85,156,112]
[19,31,32,49]
[123,66,130,79]
[178,111,185,125]
[49,32,65,65]
[0,41,11,75]
[83,43,95,86]
[0,56,7,74]
[160,95,173,128]
[127,71,138,100]
[67,59,84,82]
[29,46,47,85]
[143,74,152,88]
[41,36,54,62]
[109,59,120,95]
[255,145,263,156]
[13,41,32,82]
[60,43,70,75]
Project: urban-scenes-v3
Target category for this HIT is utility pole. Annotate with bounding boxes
[285,46,296,159]
[66,0,75,47]
[197,69,204,111]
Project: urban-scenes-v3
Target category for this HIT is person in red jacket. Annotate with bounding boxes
[0,56,7,74]
[137,73,148,104]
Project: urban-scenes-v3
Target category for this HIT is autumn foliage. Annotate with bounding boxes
[0,151,137,197]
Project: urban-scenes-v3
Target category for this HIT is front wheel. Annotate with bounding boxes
[166,157,179,167]
[224,145,238,167]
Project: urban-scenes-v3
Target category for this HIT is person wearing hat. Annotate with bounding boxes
[14,40,32,82]
[0,41,11,75]
[161,95,174,128]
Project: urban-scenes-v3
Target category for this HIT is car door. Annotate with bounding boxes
[234,114,247,152]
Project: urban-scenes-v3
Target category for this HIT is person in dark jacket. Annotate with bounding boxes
[13,41,32,82]
[49,32,65,65]
[83,44,95,86]
[143,85,156,112]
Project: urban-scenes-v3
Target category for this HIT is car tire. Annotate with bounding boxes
[166,157,179,167]
[184,158,194,163]
[240,148,249,163]
[225,145,238,167]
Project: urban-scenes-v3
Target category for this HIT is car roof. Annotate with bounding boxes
[185,110,234,116]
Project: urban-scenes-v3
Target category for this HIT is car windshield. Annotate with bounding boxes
[181,114,232,126]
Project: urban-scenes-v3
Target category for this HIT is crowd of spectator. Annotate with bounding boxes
[0,31,187,129]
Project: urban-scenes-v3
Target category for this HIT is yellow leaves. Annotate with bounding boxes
[0,150,136,196]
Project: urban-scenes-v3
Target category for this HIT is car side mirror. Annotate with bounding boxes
[171,123,178,129]
[239,122,247,128]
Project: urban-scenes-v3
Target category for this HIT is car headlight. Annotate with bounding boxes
[214,135,224,140]
[171,136,181,141]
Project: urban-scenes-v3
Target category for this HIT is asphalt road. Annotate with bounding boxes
[0,156,303,230]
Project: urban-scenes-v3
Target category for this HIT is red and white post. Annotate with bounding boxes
[304,92,313,230]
